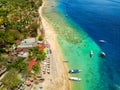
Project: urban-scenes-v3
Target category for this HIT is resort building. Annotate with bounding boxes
[17,38,37,48]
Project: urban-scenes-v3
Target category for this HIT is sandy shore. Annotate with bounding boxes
[38,0,71,90]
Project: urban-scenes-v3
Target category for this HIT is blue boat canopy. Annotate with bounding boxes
[69,69,80,73]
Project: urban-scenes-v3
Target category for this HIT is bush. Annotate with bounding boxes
[32,64,40,73]
[38,35,43,41]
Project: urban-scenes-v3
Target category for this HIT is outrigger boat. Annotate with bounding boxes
[69,77,82,81]
[100,51,106,57]
[69,69,82,73]
[99,40,106,43]
[90,50,94,57]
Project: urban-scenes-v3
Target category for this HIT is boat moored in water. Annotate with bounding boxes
[90,50,94,57]
[100,52,106,57]
[69,69,82,73]
[69,77,82,81]
[99,40,106,43]
[64,60,69,62]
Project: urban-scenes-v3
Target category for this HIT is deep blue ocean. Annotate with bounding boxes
[58,0,120,90]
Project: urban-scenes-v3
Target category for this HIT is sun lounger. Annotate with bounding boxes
[43,71,46,74]
[47,71,50,74]
[39,84,43,89]
[47,61,50,63]
[48,65,50,68]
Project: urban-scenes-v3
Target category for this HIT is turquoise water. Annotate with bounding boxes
[57,0,120,90]
[57,25,103,90]
[42,0,111,90]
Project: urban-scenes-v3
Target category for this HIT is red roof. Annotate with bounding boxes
[28,59,37,71]
[16,48,23,52]
[22,48,29,52]
[16,48,29,52]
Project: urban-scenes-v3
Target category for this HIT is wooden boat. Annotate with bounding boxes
[64,60,69,62]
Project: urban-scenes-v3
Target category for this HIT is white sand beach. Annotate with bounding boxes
[38,0,71,90]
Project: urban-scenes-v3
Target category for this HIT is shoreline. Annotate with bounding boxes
[37,0,116,90]
[38,0,71,90]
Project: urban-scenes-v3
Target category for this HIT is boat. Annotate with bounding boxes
[90,50,94,57]
[64,60,69,62]
[100,52,106,57]
[68,69,82,73]
[69,77,82,81]
[99,40,106,43]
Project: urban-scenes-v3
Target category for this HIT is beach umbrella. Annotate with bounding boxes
[47,48,50,54]
[46,43,50,48]
[50,49,52,54]
[44,48,46,53]
[39,42,44,50]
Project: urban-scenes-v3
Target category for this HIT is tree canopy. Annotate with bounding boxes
[1,69,21,90]
[38,35,43,41]
[29,46,46,62]
[7,57,28,72]
[32,64,40,73]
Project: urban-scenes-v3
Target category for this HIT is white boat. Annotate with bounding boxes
[90,50,94,57]
[69,77,82,81]
[99,40,106,43]
[100,52,106,57]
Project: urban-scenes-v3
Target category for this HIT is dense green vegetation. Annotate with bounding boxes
[0,0,42,53]
[1,69,21,90]
[29,46,46,62]
[0,54,8,67]
[39,35,43,41]
[7,57,28,72]
[32,64,40,73]
[0,0,44,89]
